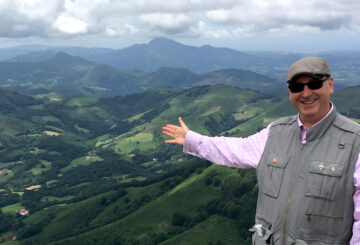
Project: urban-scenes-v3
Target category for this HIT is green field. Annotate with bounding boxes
[30,161,52,175]
[61,156,103,172]
[0,170,13,183]
[65,97,99,107]
[114,132,157,154]
[35,92,64,102]
[41,116,61,123]
[41,196,75,202]
[1,203,24,215]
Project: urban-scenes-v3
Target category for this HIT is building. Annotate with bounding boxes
[18,209,29,216]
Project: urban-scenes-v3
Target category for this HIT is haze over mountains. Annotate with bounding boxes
[1,38,360,89]
[0,51,284,97]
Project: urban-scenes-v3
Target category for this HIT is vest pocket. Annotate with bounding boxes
[305,161,344,200]
[263,154,290,198]
[298,211,345,241]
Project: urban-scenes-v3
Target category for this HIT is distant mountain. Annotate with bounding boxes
[0,52,283,97]
[3,38,360,88]
[0,45,113,62]
[0,45,53,61]
[0,52,147,96]
[145,67,285,95]
[196,68,286,95]
[92,37,265,73]
[6,49,57,63]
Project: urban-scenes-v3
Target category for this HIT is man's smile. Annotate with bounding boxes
[301,99,317,104]
[299,97,318,105]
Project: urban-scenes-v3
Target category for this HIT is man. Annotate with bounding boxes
[162,57,360,244]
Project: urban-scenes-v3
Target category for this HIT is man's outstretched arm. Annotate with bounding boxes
[162,117,270,169]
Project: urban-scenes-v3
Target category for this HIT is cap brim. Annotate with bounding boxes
[287,72,327,83]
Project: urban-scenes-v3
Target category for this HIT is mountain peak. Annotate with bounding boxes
[148,37,181,47]
[45,52,94,65]
[6,49,57,63]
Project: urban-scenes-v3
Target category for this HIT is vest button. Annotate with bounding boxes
[319,164,325,170]
[338,142,345,149]
[272,157,278,164]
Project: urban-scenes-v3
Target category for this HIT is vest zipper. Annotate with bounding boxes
[282,144,304,245]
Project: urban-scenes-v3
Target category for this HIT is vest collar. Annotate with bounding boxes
[300,105,337,143]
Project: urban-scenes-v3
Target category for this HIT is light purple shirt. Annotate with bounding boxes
[184,111,360,244]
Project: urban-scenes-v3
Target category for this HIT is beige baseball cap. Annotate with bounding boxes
[286,56,330,83]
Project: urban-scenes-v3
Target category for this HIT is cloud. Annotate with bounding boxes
[0,0,62,38]
[140,13,192,34]
[105,24,139,37]
[0,0,358,41]
[53,15,88,34]
[192,20,232,38]
[205,0,359,36]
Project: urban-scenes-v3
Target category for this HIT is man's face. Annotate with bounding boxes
[288,75,334,127]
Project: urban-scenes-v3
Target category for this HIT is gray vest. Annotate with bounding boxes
[252,108,360,245]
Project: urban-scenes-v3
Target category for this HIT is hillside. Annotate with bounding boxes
[0,85,359,244]
[0,52,282,97]
[0,53,147,97]
[0,85,277,244]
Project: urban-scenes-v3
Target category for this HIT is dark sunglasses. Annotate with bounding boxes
[288,75,330,93]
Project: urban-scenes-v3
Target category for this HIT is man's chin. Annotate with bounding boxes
[299,109,319,122]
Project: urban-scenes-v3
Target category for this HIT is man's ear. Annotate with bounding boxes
[287,83,291,94]
[328,77,334,94]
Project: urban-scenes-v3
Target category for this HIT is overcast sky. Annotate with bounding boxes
[0,0,359,52]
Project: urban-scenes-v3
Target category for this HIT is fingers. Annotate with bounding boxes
[178,117,186,128]
[162,118,188,146]
[178,116,189,133]
[162,130,172,138]
[162,125,178,136]
[164,139,177,144]
[163,124,179,131]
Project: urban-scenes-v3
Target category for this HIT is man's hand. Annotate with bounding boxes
[162,117,189,145]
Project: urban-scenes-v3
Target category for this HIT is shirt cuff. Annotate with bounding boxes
[183,130,203,155]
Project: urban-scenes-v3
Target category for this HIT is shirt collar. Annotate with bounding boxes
[297,101,334,130]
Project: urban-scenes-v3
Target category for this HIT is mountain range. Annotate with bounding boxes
[0,51,285,97]
[1,38,360,88]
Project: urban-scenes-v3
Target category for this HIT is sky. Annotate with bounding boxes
[0,0,359,52]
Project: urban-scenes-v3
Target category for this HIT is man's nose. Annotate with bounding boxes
[302,85,312,96]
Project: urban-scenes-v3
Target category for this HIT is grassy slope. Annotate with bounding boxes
[25,165,238,245]
[159,214,243,245]
[1,203,24,215]
[107,85,269,154]
[154,85,265,134]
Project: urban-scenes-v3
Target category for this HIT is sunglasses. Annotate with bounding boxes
[288,75,330,93]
